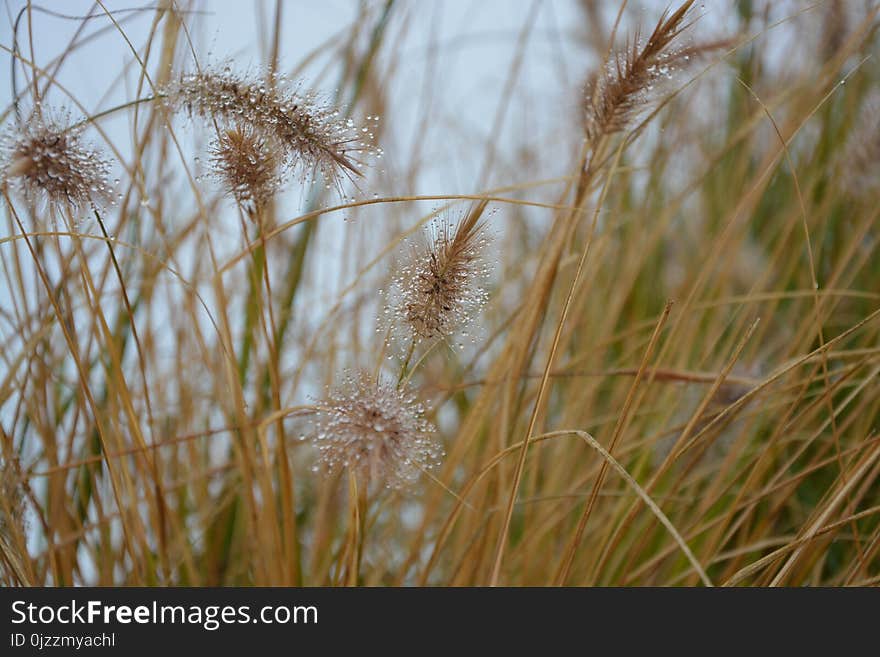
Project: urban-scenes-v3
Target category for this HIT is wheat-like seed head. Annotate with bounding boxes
[584,0,696,145]
[162,67,381,194]
[1,109,112,214]
[387,201,491,346]
[307,371,442,490]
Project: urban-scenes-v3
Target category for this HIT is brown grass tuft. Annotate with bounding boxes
[0,455,28,585]
[842,91,880,198]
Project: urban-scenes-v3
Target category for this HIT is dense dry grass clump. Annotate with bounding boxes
[2,0,880,587]
[0,454,27,586]
[842,91,880,197]
[0,456,24,539]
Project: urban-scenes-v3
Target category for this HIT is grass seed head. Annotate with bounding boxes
[210,123,285,214]
[0,455,28,585]
[1,109,112,213]
[388,202,491,345]
[163,67,381,194]
[308,371,441,490]
[584,1,696,145]
[0,456,25,543]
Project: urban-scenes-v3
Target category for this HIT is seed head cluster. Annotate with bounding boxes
[162,67,381,197]
[308,372,441,489]
[1,110,112,213]
[387,203,491,345]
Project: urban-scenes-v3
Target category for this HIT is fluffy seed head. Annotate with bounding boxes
[388,202,491,344]
[162,67,381,194]
[1,110,112,213]
[308,371,441,489]
[210,123,284,213]
[583,1,696,145]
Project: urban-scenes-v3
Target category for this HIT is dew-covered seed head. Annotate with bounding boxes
[307,371,442,490]
[161,67,380,195]
[386,203,492,347]
[1,109,112,214]
[209,123,285,214]
[582,3,710,146]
